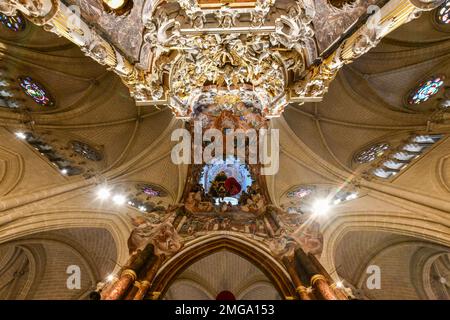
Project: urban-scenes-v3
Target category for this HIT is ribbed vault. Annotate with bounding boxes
[0,1,449,300]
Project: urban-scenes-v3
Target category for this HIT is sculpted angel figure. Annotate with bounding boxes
[127,211,182,255]
[291,221,323,255]
[269,205,323,255]
[268,235,296,258]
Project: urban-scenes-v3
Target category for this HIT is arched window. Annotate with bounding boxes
[0,12,25,32]
[354,143,390,164]
[407,75,445,105]
[287,186,315,199]
[70,140,103,161]
[98,183,170,214]
[0,80,16,109]
[18,76,54,107]
[139,183,168,197]
[436,0,450,24]
[16,132,84,176]
[369,134,443,179]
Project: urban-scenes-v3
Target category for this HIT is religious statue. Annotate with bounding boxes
[127,212,183,255]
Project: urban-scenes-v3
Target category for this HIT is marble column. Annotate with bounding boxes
[330,283,349,300]
[104,243,155,300]
[282,256,313,300]
[294,247,338,300]
[105,269,137,300]
[309,252,348,299]
[100,252,139,299]
[124,281,140,300]
[133,255,164,300]
[311,274,338,300]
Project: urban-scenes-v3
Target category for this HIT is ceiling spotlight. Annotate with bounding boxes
[103,0,127,9]
[106,274,115,282]
[312,198,332,216]
[336,281,344,289]
[97,187,111,200]
[60,168,68,175]
[102,0,133,15]
[15,132,27,140]
[112,194,127,205]
[138,205,147,212]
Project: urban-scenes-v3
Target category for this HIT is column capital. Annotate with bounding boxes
[149,291,161,300]
[296,285,308,293]
[310,274,327,286]
[121,269,137,282]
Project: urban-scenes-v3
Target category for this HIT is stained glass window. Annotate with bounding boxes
[126,183,169,213]
[142,186,160,197]
[17,132,84,176]
[138,183,168,197]
[355,143,390,164]
[413,134,443,144]
[441,99,450,109]
[437,1,450,24]
[70,140,103,161]
[368,134,444,180]
[373,168,397,179]
[331,190,359,205]
[407,75,445,105]
[287,186,315,199]
[18,76,54,107]
[0,13,25,32]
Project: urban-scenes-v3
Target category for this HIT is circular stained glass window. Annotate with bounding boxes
[355,143,390,164]
[18,76,54,107]
[407,75,445,105]
[0,12,25,32]
[436,1,450,24]
[70,140,103,161]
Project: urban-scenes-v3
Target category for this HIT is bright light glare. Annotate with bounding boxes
[346,192,358,201]
[312,198,331,216]
[60,168,68,175]
[97,187,111,200]
[336,281,344,289]
[15,132,27,140]
[112,194,126,205]
[103,0,126,9]
[106,274,115,282]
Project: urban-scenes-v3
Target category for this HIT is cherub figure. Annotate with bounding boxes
[127,211,182,255]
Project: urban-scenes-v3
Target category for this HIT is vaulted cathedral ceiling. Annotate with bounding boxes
[0,0,449,301]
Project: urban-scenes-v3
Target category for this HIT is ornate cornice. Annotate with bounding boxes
[1,0,445,119]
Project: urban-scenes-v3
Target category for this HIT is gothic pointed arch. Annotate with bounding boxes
[148,234,296,300]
